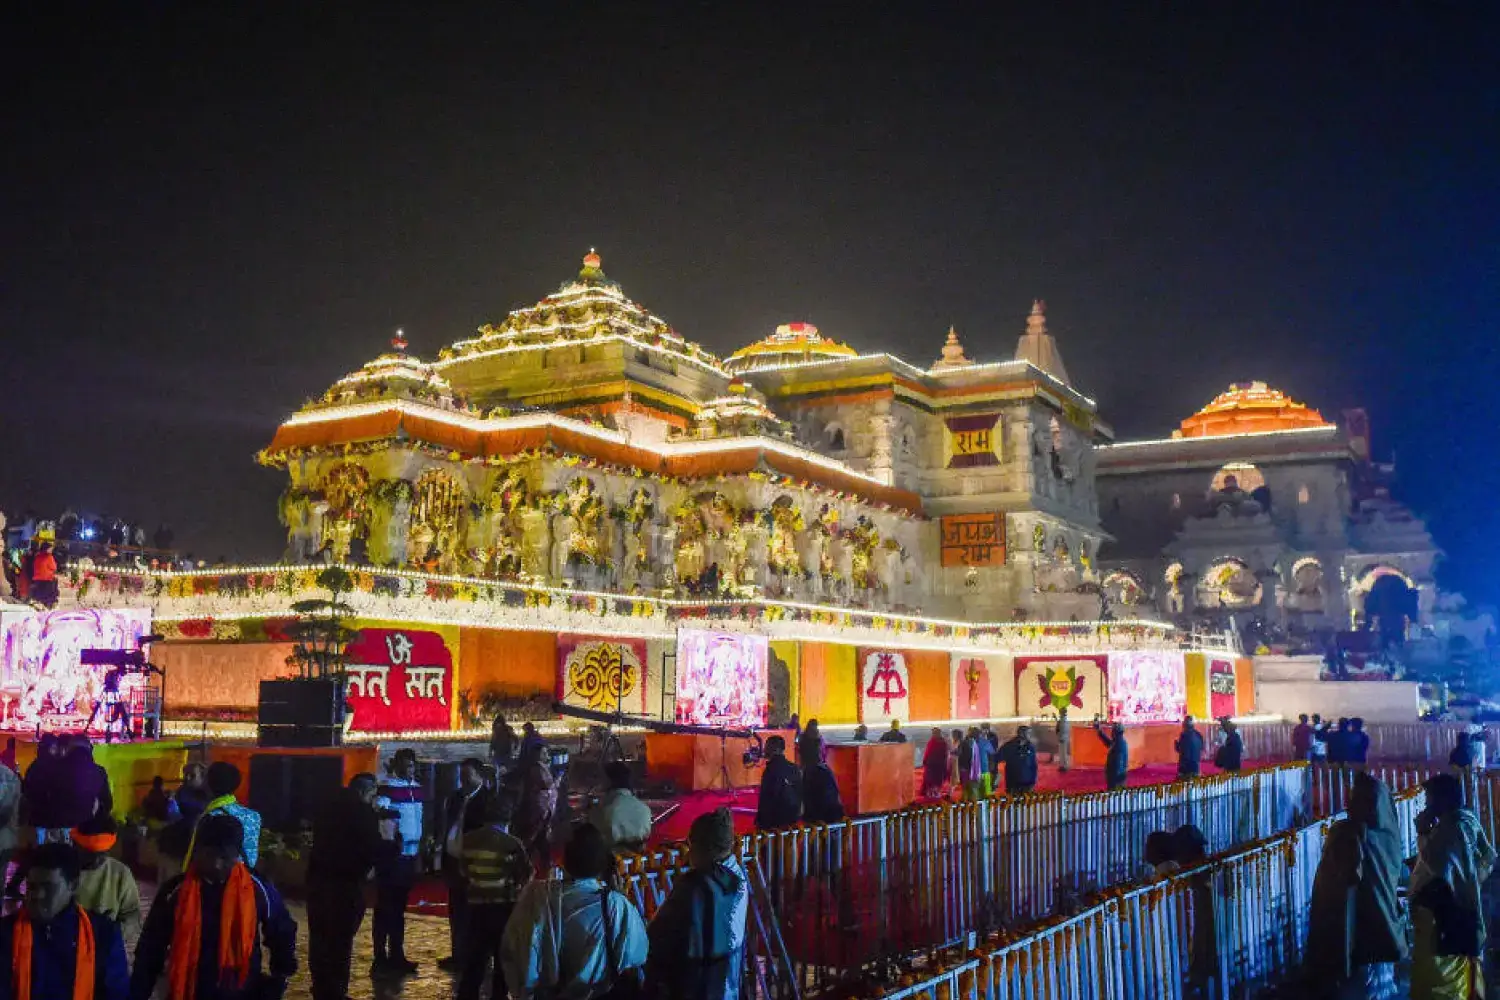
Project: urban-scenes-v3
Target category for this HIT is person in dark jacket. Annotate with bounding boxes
[1174,717,1205,779]
[877,720,907,744]
[24,735,105,836]
[801,763,845,825]
[1327,718,1351,764]
[796,720,824,767]
[1450,732,1475,771]
[997,726,1038,794]
[441,758,491,971]
[0,842,128,1000]
[128,814,298,1000]
[1095,720,1130,790]
[754,737,803,830]
[306,774,392,1000]
[174,763,210,823]
[1213,719,1244,772]
[1347,717,1371,764]
[646,808,749,1000]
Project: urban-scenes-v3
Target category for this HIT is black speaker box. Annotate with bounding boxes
[248,753,346,832]
[258,679,344,727]
[256,723,341,748]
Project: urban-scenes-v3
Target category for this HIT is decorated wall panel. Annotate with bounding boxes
[0,608,154,731]
[952,656,991,720]
[1184,652,1210,719]
[557,634,647,715]
[1014,655,1107,719]
[798,643,858,725]
[1234,657,1256,716]
[344,622,459,733]
[1106,650,1187,725]
[857,649,910,724]
[1209,656,1237,719]
[457,628,556,707]
[944,414,1001,468]
[768,640,799,727]
[156,642,296,719]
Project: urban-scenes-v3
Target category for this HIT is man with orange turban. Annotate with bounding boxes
[128,813,297,1000]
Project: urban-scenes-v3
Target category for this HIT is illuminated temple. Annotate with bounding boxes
[44,252,1455,736]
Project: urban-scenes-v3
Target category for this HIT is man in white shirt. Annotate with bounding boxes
[503,823,648,1000]
[587,762,654,855]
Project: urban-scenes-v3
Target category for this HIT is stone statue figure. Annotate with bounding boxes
[796,527,825,600]
[367,492,413,567]
[743,521,769,592]
[519,505,550,579]
[551,510,576,583]
[829,533,854,600]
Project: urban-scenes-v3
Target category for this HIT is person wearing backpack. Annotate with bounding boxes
[646,808,748,1000]
[503,823,648,1000]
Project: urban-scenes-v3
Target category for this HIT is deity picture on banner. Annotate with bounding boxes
[558,635,647,715]
[0,608,153,732]
[1106,651,1188,725]
[674,629,768,729]
[1013,655,1107,719]
[859,649,910,723]
[343,627,454,733]
[953,657,991,720]
[1208,658,1237,719]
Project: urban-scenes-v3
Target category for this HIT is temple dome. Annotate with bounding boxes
[724,322,858,374]
[1177,381,1330,438]
[438,251,723,372]
[308,331,467,413]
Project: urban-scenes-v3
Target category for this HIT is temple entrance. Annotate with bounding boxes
[1362,572,1418,649]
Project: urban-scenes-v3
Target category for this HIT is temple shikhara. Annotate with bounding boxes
[32,251,1462,740]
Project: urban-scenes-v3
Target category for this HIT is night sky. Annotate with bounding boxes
[3,7,1496,601]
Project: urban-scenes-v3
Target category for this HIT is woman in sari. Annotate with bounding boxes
[1304,772,1406,998]
[921,728,949,798]
[1410,773,1495,1000]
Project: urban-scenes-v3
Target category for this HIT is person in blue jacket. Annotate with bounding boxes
[0,842,127,1000]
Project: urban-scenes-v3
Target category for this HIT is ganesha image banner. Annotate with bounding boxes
[558,635,647,715]
[1013,655,1107,719]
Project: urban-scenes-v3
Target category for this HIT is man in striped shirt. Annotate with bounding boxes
[456,795,532,1000]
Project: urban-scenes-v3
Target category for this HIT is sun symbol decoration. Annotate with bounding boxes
[568,643,637,712]
[1037,666,1086,713]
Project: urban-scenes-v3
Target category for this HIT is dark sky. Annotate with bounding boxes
[3,6,1497,600]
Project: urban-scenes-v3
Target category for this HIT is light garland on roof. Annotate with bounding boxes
[274,402,903,492]
[1098,425,1341,450]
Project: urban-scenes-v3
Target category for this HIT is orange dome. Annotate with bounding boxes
[1178,381,1329,438]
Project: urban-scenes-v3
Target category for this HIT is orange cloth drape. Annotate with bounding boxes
[459,629,557,699]
[904,651,951,722]
[167,864,256,1000]
[12,905,94,1000]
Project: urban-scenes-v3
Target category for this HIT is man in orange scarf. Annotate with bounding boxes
[0,842,127,999]
[128,814,297,1000]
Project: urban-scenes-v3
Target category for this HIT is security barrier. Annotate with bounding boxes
[621,764,1311,999]
[1240,719,1494,764]
[872,787,1430,1000]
